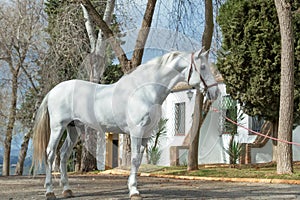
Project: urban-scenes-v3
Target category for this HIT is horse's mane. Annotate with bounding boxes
[126,51,182,75]
[148,51,181,67]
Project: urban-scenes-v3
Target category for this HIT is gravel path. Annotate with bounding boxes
[1,174,300,199]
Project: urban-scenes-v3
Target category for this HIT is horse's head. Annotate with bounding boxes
[187,49,220,100]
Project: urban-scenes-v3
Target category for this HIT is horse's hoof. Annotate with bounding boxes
[45,192,56,200]
[63,189,74,198]
[130,194,143,200]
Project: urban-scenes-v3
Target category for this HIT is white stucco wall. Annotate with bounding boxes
[158,89,195,166]
[139,84,300,166]
[157,83,274,166]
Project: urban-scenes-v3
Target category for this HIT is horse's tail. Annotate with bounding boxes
[32,94,50,168]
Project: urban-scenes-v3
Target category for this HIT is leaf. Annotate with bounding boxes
[217,0,300,122]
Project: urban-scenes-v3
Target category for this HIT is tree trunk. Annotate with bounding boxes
[80,0,116,171]
[15,98,40,175]
[201,0,214,50]
[81,0,157,72]
[15,130,31,175]
[75,142,82,172]
[81,127,97,172]
[121,0,158,167]
[80,0,129,69]
[187,91,202,171]
[188,0,214,171]
[272,120,279,162]
[81,0,158,168]
[121,134,132,166]
[188,91,212,170]
[274,0,294,174]
[3,71,19,176]
[80,146,97,172]
[131,0,157,67]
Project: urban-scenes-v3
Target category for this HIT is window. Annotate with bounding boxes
[175,102,185,135]
[222,95,237,135]
[249,116,264,134]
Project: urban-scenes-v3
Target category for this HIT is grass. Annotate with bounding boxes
[146,162,300,180]
[82,162,300,181]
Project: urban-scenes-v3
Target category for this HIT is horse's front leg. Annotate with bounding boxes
[128,136,143,199]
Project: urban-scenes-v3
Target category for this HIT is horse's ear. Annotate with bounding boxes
[201,50,210,58]
[195,47,205,58]
[196,47,209,58]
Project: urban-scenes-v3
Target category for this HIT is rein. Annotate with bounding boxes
[188,52,218,90]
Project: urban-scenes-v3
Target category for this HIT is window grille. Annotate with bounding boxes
[221,95,237,135]
[248,116,264,134]
[175,102,185,135]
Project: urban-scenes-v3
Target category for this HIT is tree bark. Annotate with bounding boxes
[79,124,97,171]
[15,130,31,175]
[121,134,132,167]
[80,0,129,69]
[274,0,294,174]
[3,67,19,176]
[187,91,202,170]
[80,145,97,172]
[201,0,214,50]
[15,98,40,175]
[188,91,212,170]
[131,0,157,67]
[81,0,157,73]
[81,127,97,172]
[272,120,279,162]
[187,0,214,171]
[81,0,115,82]
[75,142,82,172]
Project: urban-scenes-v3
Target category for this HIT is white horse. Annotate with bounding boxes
[32,50,219,200]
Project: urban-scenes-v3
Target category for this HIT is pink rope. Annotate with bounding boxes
[211,107,300,147]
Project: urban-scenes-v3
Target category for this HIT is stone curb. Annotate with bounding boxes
[99,169,300,185]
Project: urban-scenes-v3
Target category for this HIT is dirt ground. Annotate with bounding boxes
[1,174,300,200]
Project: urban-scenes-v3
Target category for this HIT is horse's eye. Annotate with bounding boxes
[201,64,206,70]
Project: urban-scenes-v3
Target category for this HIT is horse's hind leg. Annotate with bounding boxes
[60,123,80,198]
[45,125,65,200]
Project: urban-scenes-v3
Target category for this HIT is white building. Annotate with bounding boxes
[156,82,266,166]
[103,82,300,169]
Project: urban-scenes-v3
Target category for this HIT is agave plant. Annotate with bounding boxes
[223,96,245,165]
[225,140,244,165]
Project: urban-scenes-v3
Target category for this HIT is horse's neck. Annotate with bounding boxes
[157,54,189,87]
[129,55,188,103]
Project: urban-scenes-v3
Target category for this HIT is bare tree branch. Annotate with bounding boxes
[0,0,46,176]
[202,0,214,51]
[80,0,129,70]
[20,64,38,93]
[95,0,115,54]
[131,0,157,67]
[81,4,97,52]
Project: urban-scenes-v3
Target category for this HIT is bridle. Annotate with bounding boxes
[187,52,218,91]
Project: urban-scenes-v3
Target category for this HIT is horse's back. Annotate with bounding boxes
[47,80,100,126]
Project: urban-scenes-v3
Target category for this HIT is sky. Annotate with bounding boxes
[115,0,206,63]
[0,0,208,159]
